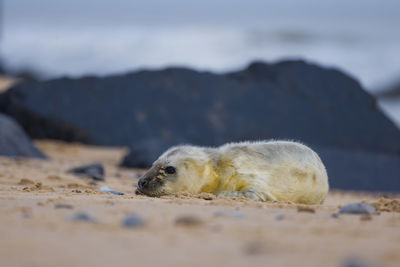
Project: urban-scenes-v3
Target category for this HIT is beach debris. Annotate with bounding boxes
[67,212,97,223]
[54,204,74,209]
[175,215,203,227]
[99,186,124,195]
[122,214,146,228]
[297,206,315,213]
[67,163,105,181]
[338,202,376,215]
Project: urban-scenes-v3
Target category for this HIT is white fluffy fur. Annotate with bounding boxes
[147,140,329,204]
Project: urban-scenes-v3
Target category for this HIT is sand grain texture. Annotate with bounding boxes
[0,140,399,267]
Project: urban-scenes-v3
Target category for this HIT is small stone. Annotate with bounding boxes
[213,211,225,217]
[67,163,105,181]
[275,214,285,221]
[67,212,97,223]
[122,214,146,228]
[21,212,31,218]
[339,202,376,215]
[175,215,203,227]
[55,204,74,209]
[99,186,124,195]
[88,181,98,186]
[331,213,340,218]
[232,210,246,218]
[360,214,372,221]
[243,242,266,255]
[342,257,376,267]
[297,206,315,213]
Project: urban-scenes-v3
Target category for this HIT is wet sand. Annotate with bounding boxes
[1,140,399,267]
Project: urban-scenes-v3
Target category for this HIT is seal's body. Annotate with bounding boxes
[136,141,329,204]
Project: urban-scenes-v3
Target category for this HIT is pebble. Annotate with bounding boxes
[122,214,146,228]
[212,210,246,218]
[67,212,97,223]
[99,186,124,195]
[213,211,225,217]
[67,163,105,181]
[54,204,74,209]
[231,210,246,218]
[342,257,376,267]
[175,215,203,227]
[243,242,266,255]
[275,214,285,221]
[297,206,315,213]
[338,202,376,215]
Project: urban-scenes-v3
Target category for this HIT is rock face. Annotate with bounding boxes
[0,113,45,158]
[1,60,400,191]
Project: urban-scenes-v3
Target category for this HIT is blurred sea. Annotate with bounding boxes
[1,0,400,123]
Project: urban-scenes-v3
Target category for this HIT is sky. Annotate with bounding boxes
[1,0,400,91]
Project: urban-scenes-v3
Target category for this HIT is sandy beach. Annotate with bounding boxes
[0,140,398,267]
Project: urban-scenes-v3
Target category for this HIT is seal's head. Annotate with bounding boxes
[136,145,216,197]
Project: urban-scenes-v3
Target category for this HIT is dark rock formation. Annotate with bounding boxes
[376,80,400,99]
[315,146,400,192]
[0,113,46,158]
[1,60,400,191]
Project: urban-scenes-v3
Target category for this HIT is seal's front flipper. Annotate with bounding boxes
[217,190,265,201]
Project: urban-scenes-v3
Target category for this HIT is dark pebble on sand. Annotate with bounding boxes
[297,206,315,213]
[67,212,97,223]
[232,210,246,218]
[275,214,285,221]
[339,202,376,215]
[342,257,377,267]
[122,214,146,228]
[175,215,203,227]
[54,204,74,209]
[212,210,246,218]
[213,211,225,217]
[243,242,266,255]
[67,163,105,181]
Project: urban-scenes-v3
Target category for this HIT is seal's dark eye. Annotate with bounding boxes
[165,166,176,174]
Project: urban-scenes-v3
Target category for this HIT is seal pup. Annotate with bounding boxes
[136,141,329,204]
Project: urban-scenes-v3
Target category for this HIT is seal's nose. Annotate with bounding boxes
[138,179,148,188]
